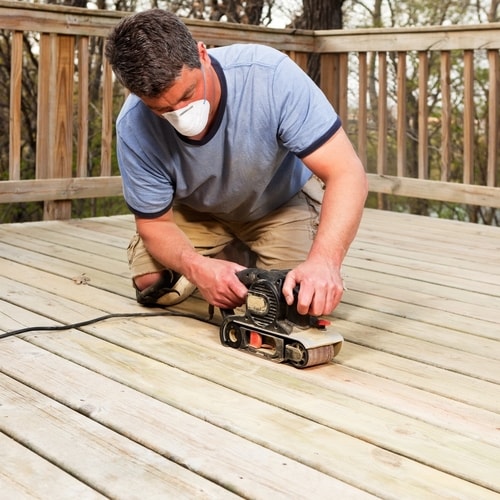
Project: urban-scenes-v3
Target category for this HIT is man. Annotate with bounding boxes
[105,9,367,317]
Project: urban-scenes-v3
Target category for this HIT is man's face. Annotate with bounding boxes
[142,65,205,116]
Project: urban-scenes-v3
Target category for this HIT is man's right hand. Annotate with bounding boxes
[136,211,248,309]
[187,255,248,309]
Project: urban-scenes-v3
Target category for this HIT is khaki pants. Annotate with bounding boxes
[128,176,324,278]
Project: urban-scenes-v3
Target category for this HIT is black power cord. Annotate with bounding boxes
[0,309,217,341]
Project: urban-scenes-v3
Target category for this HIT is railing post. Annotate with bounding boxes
[319,53,338,109]
[36,33,75,220]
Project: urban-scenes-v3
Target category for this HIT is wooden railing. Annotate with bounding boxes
[1,0,499,221]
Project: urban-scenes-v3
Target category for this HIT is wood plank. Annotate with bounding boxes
[35,33,56,182]
[0,337,373,499]
[339,287,499,343]
[346,245,500,292]
[40,34,74,220]
[0,0,315,50]
[2,272,497,416]
[0,230,129,271]
[100,57,113,177]
[0,0,123,37]
[0,177,123,204]
[1,211,499,498]
[319,53,337,107]
[1,274,499,496]
[367,174,500,208]
[336,336,499,414]
[287,50,308,72]
[363,217,500,251]
[360,218,500,249]
[377,52,388,177]
[316,24,500,52]
[2,297,498,453]
[362,208,500,239]
[66,217,135,238]
[3,0,500,53]
[8,30,22,181]
[0,374,239,499]
[352,237,500,273]
[344,267,499,323]
[19,329,500,497]
[3,320,496,498]
[441,51,452,182]
[335,309,500,382]
[76,36,89,178]
[418,51,429,179]
[337,52,349,125]
[487,49,499,186]
[16,219,131,249]
[356,218,500,265]
[463,50,474,184]
[0,432,105,499]
[357,52,368,167]
[0,247,131,299]
[396,51,407,177]
[0,222,130,258]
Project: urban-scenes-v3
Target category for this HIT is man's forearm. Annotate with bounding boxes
[136,216,204,279]
[135,214,248,308]
[309,169,367,269]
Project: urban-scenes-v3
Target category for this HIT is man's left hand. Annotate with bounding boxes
[282,260,345,316]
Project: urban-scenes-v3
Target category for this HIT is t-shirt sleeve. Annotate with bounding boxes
[272,55,342,158]
[116,103,175,218]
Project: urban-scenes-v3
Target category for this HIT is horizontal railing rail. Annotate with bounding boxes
[1,0,499,221]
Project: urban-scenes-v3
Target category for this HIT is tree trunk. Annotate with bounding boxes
[297,0,345,84]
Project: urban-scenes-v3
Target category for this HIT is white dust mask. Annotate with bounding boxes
[162,66,210,137]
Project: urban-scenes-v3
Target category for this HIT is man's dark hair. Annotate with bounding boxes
[105,9,201,97]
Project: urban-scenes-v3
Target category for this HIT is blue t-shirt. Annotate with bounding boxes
[116,44,341,222]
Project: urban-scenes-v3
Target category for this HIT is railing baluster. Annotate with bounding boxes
[0,4,499,216]
[463,49,474,185]
[8,30,22,181]
[338,52,349,126]
[377,52,388,177]
[357,52,368,169]
[418,51,429,180]
[77,36,90,178]
[440,51,451,182]
[396,51,407,178]
[100,56,113,178]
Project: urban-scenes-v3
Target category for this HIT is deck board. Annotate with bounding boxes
[0,208,499,499]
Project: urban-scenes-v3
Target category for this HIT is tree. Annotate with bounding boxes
[340,0,499,225]
[287,0,345,84]
[2,0,499,224]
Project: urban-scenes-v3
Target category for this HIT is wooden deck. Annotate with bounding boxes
[0,208,499,499]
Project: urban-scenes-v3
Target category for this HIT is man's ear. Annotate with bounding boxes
[197,41,209,62]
